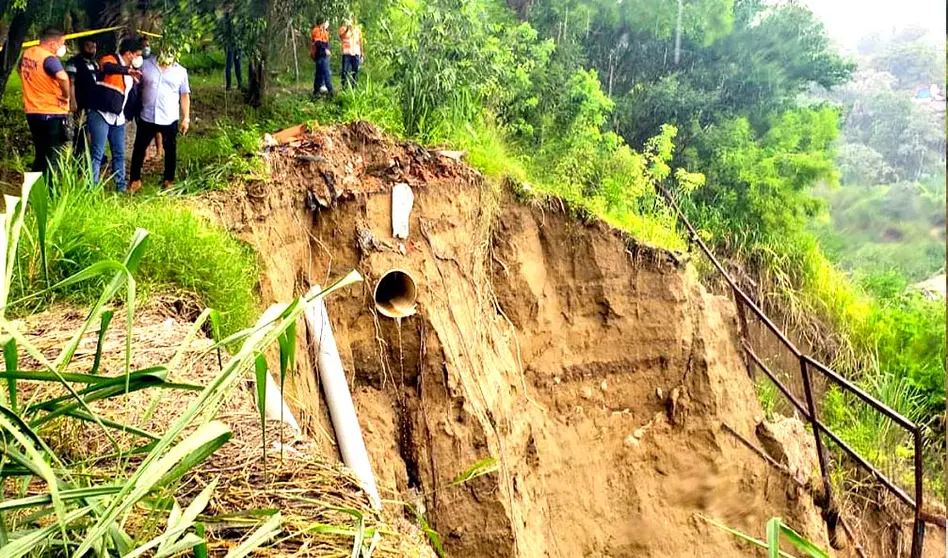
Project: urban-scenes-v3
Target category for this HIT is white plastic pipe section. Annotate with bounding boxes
[260,372,302,435]
[304,286,382,510]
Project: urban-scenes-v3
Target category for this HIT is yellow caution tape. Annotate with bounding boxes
[20,26,125,48]
[0,26,161,52]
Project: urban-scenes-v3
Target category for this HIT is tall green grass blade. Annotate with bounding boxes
[0,505,92,558]
[74,421,232,556]
[254,353,269,478]
[27,175,49,286]
[0,486,121,512]
[408,503,446,558]
[221,511,282,558]
[3,339,17,413]
[193,522,208,558]
[92,310,114,376]
[767,517,781,558]
[698,514,797,558]
[780,522,829,558]
[0,406,67,543]
[76,272,362,556]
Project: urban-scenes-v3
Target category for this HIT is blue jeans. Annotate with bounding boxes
[313,57,333,96]
[88,110,127,192]
[225,48,242,90]
[342,55,361,88]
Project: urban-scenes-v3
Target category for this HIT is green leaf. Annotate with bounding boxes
[73,421,232,557]
[221,511,282,558]
[0,505,93,558]
[28,174,49,286]
[3,339,17,413]
[767,516,781,558]
[780,522,830,558]
[0,486,121,512]
[254,352,268,478]
[92,310,114,376]
[0,405,67,544]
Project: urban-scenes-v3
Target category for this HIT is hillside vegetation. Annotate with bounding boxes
[0,0,944,548]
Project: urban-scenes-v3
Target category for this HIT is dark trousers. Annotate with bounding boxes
[342,55,361,88]
[26,114,67,174]
[72,110,91,159]
[313,57,333,96]
[225,48,242,90]
[130,120,178,182]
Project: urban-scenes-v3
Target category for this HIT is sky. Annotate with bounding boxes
[800,0,946,51]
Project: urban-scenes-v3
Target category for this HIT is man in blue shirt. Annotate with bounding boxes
[128,49,191,192]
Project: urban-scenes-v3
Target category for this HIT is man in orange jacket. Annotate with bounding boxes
[339,19,363,88]
[311,19,333,98]
[19,27,70,174]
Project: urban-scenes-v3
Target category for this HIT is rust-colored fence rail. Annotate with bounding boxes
[655,185,944,557]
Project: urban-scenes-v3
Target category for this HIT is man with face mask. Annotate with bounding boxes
[88,36,143,193]
[19,27,70,174]
[129,47,191,192]
[64,38,98,155]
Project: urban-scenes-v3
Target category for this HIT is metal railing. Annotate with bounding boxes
[654,185,945,557]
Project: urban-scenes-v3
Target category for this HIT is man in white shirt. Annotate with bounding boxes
[88,37,143,193]
[129,48,191,191]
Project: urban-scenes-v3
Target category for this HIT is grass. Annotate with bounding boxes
[12,154,259,335]
[0,171,368,555]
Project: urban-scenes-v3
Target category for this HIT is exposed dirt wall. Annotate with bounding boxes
[199,122,921,557]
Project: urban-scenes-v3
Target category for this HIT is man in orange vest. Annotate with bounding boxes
[339,18,363,88]
[311,19,333,98]
[88,37,144,193]
[19,27,70,174]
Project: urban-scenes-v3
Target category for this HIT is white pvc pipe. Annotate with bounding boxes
[259,371,302,435]
[304,286,382,510]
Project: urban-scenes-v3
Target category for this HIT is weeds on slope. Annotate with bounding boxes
[12,154,258,335]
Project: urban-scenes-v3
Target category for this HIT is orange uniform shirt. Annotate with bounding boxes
[20,46,68,115]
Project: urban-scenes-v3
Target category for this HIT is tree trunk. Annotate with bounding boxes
[0,6,32,103]
[247,58,266,107]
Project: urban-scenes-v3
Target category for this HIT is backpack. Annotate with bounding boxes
[309,41,317,61]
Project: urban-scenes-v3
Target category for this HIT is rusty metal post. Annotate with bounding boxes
[799,356,841,548]
[910,428,926,558]
[732,288,754,379]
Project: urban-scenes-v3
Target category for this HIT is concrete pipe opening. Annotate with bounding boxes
[374,270,417,319]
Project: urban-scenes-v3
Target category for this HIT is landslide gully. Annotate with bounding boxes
[201,122,839,558]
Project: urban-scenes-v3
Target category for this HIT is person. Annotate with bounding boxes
[64,38,99,156]
[339,19,363,88]
[311,19,333,98]
[87,37,143,193]
[222,10,243,91]
[138,37,163,161]
[19,27,70,174]
[128,49,191,192]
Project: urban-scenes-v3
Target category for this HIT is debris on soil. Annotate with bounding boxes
[15,304,434,557]
[197,121,945,558]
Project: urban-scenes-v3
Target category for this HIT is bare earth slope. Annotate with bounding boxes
[200,122,939,557]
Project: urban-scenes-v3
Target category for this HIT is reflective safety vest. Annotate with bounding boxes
[97,54,127,94]
[20,46,68,115]
[311,26,329,43]
[339,26,362,56]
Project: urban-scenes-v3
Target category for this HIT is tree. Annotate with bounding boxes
[0,1,37,102]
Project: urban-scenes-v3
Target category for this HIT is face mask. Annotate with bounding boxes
[132,55,144,69]
[157,52,175,66]
[56,45,66,58]
[142,47,151,58]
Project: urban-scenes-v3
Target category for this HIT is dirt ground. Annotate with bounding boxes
[12,302,434,557]
[195,121,948,557]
